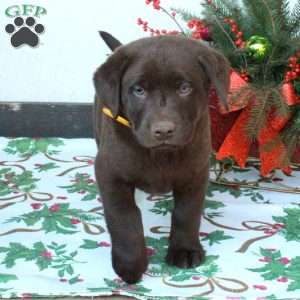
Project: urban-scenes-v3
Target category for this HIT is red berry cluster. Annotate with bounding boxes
[240,70,250,82]
[137,17,179,36]
[187,19,212,41]
[285,52,300,82]
[145,0,160,10]
[224,18,245,48]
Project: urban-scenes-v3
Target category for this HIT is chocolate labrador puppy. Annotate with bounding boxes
[93,31,230,284]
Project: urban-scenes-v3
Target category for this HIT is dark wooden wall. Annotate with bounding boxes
[0,102,93,138]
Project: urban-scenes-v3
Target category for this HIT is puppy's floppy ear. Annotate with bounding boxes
[99,31,122,51]
[93,48,129,117]
[198,47,230,111]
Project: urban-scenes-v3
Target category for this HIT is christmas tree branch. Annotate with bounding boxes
[160,6,186,36]
[261,0,276,36]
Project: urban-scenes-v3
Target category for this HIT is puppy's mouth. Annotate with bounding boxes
[150,142,179,151]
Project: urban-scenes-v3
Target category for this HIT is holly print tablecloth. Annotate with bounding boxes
[0,137,300,299]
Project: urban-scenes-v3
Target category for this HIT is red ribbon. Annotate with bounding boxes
[216,73,299,176]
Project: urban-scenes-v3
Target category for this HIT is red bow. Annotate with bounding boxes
[215,72,299,176]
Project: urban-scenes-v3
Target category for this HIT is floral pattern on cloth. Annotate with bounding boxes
[0,137,300,299]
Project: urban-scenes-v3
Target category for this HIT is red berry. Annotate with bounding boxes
[200,27,212,41]
[21,294,33,299]
[97,241,111,247]
[237,31,243,38]
[199,232,209,237]
[253,284,267,290]
[279,257,290,265]
[187,20,195,29]
[40,251,52,259]
[235,39,242,46]
[231,26,238,33]
[49,204,60,212]
[289,56,297,64]
[31,203,42,210]
[277,277,288,283]
[259,257,272,262]
[146,247,156,256]
[71,218,81,224]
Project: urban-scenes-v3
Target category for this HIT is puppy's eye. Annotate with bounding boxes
[178,81,193,96]
[131,85,146,98]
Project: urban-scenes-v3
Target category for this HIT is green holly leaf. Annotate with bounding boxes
[70,251,78,257]
[7,203,98,235]
[201,262,219,278]
[80,239,99,249]
[206,182,242,198]
[260,248,281,259]
[202,230,233,246]
[204,199,225,210]
[0,273,18,283]
[36,256,52,271]
[58,269,65,278]
[11,171,40,192]
[248,248,289,281]
[150,199,174,215]
[170,272,194,282]
[287,280,300,291]
[82,193,96,201]
[264,295,279,300]
[35,163,59,172]
[60,173,97,201]
[4,138,64,157]
[66,265,74,275]
[0,168,11,175]
[1,243,32,268]
[273,208,300,242]
[68,275,81,285]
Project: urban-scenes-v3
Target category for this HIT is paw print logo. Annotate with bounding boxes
[5,17,45,48]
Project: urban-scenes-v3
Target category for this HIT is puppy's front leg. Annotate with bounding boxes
[166,170,208,268]
[99,177,147,283]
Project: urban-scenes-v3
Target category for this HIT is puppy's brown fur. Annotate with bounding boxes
[93,32,230,284]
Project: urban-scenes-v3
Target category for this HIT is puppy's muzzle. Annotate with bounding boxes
[151,120,176,142]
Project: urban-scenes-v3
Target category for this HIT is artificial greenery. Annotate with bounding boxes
[176,0,300,159]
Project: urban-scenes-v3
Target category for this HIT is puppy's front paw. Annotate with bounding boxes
[166,245,205,269]
[112,251,148,284]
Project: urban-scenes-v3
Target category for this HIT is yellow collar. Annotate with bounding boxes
[102,107,131,128]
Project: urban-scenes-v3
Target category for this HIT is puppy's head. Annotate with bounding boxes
[94,32,230,149]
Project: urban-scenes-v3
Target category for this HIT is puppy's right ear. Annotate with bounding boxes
[93,48,129,117]
[99,31,122,51]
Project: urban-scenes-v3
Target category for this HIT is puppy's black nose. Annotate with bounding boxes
[151,121,176,141]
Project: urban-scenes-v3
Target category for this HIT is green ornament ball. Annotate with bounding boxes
[246,35,271,61]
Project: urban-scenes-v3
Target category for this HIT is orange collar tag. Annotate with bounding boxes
[102,107,131,128]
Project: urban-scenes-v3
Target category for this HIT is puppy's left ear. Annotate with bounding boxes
[198,48,230,111]
[93,48,129,117]
[99,31,122,51]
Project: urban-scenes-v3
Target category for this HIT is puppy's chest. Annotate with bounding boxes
[134,155,184,194]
